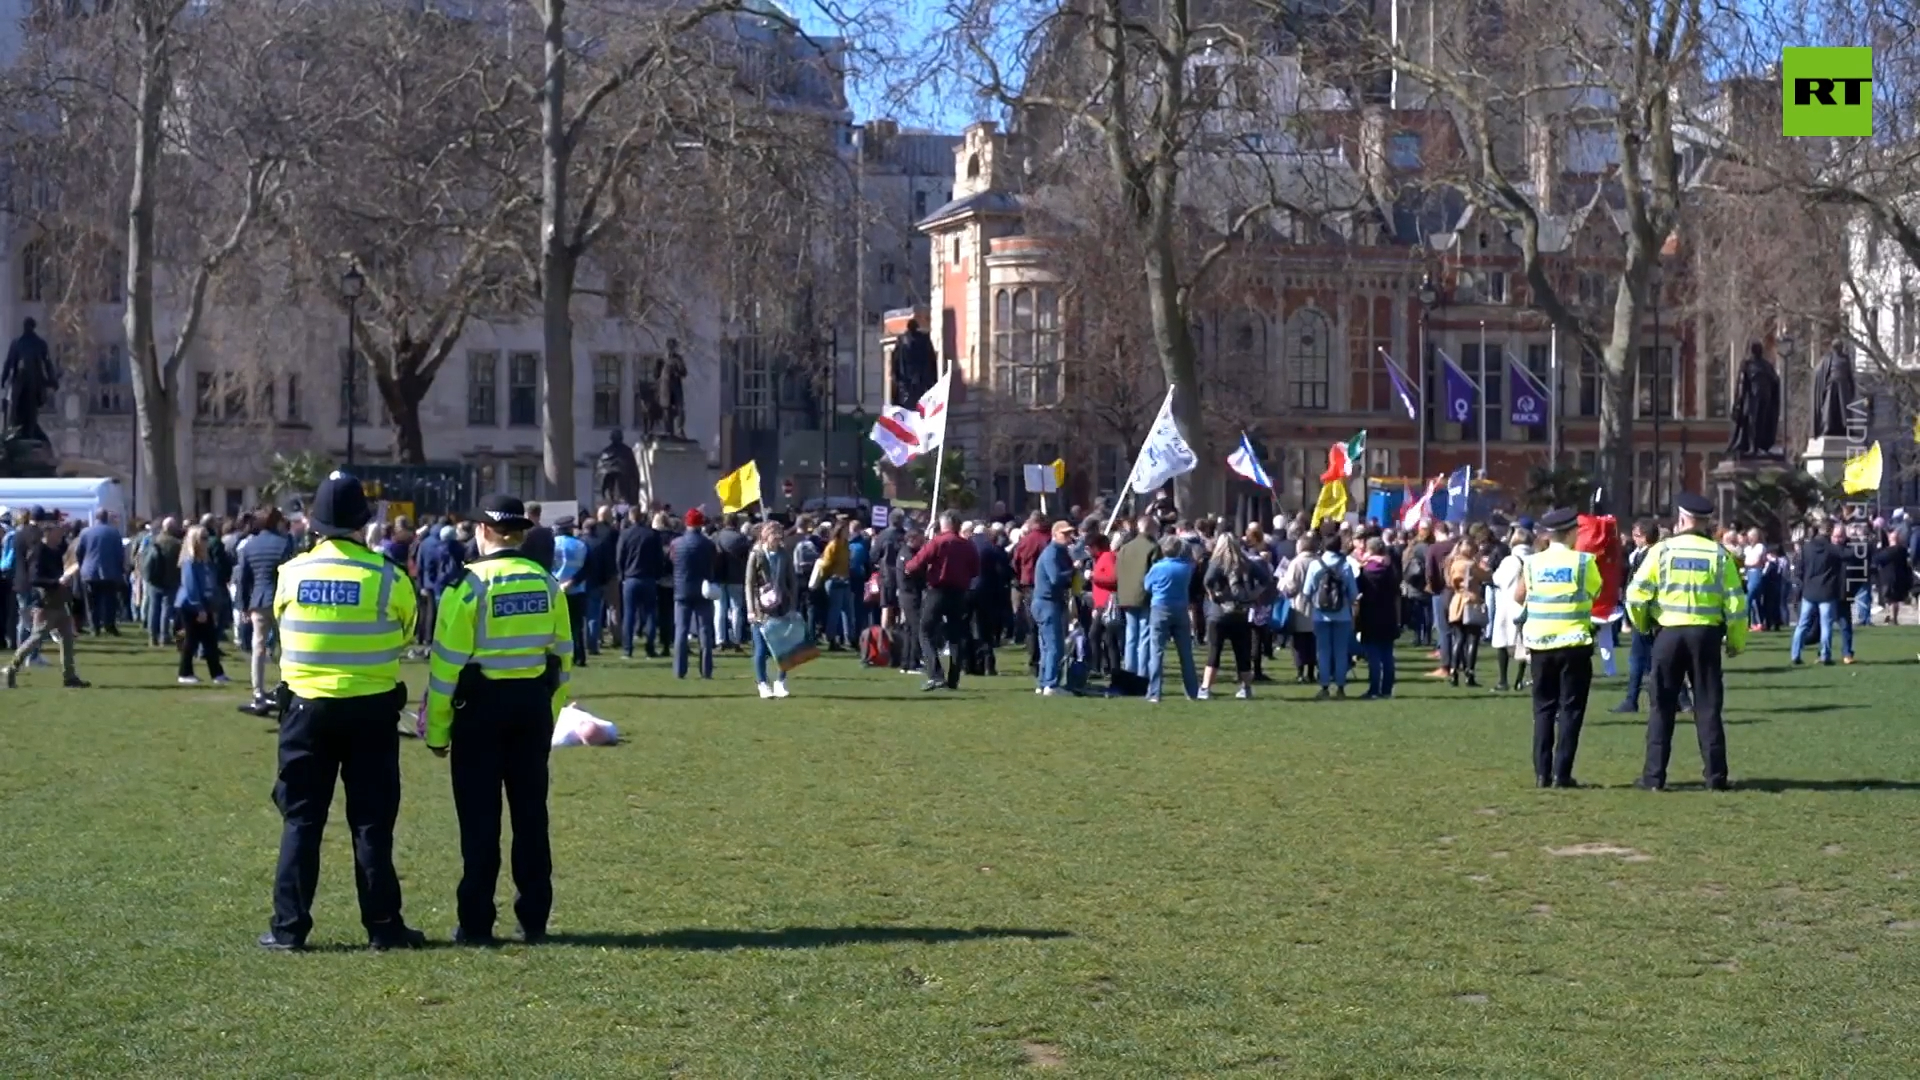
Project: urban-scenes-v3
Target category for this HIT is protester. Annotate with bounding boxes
[1445,538,1489,687]
[670,509,717,680]
[744,520,797,698]
[1489,528,1534,692]
[1301,534,1357,700]
[1142,534,1197,703]
[75,508,125,636]
[1199,533,1257,700]
[1354,536,1401,699]
[174,525,229,685]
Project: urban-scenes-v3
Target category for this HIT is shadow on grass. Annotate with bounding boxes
[540,925,1073,950]
[1595,715,1774,726]
[1732,778,1920,792]
[578,692,926,703]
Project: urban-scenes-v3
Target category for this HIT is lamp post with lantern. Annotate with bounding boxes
[342,265,365,467]
[1417,275,1438,480]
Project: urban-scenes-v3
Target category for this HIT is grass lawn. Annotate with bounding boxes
[3,626,1919,1077]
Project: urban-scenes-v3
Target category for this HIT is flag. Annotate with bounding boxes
[1320,431,1366,483]
[869,405,924,467]
[1310,480,1348,528]
[714,460,762,513]
[1226,432,1273,489]
[915,369,953,453]
[1125,386,1198,494]
[1843,440,1883,495]
[1399,477,1440,530]
[1438,349,1478,427]
[1444,465,1473,524]
[1506,350,1550,427]
[1051,458,1067,488]
[1377,348,1419,420]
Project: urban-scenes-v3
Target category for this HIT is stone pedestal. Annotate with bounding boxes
[0,435,57,478]
[1802,436,1853,483]
[636,438,713,515]
[1711,455,1790,526]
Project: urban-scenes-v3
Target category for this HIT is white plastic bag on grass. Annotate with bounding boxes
[553,703,619,748]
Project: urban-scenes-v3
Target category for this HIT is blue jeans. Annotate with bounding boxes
[751,622,786,685]
[621,578,657,654]
[825,579,854,645]
[1745,570,1765,627]
[1146,607,1197,699]
[1623,626,1654,707]
[1855,584,1872,627]
[1791,599,1851,662]
[1361,638,1396,697]
[712,583,746,647]
[1122,607,1150,675]
[146,593,174,644]
[1430,595,1452,667]
[1315,620,1352,688]
[1405,595,1431,645]
[1033,599,1066,690]
[673,600,714,678]
[584,588,605,653]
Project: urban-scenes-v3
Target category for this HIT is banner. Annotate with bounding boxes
[1377,348,1419,420]
[1126,386,1198,495]
[1444,466,1473,525]
[1507,350,1551,427]
[1438,349,1478,427]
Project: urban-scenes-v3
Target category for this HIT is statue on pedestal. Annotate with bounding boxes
[653,338,688,441]
[1725,342,1782,457]
[1,317,57,444]
[1809,341,1858,439]
[890,319,937,408]
[594,428,640,506]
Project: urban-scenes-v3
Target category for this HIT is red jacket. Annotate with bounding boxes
[1575,514,1625,620]
[1011,529,1050,587]
[1090,550,1119,611]
[905,531,981,592]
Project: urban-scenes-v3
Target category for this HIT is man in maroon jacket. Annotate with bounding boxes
[906,510,981,691]
[1009,510,1050,674]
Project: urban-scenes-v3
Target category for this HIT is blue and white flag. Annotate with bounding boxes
[1506,350,1551,427]
[1226,431,1273,489]
[1444,465,1473,525]
[1438,349,1479,427]
[1126,385,1198,495]
[1376,348,1419,421]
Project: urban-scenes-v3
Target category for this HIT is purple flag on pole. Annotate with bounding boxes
[1376,348,1418,420]
[1438,349,1477,426]
[1507,351,1550,427]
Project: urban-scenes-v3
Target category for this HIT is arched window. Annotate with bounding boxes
[19,238,49,303]
[1285,307,1330,410]
[992,286,1061,406]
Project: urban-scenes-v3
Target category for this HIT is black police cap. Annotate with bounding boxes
[309,472,373,534]
[1674,492,1715,517]
[1538,507,1579,531]
[474,493,533,532]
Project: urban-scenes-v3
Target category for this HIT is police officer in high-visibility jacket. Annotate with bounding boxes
[1626,492,1747,791]
[425,494,573,945]
[1513,507,1603,789]
[261,473,425,951]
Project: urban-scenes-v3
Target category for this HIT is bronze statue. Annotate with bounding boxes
[1725,342,1782,457]
[654,338,688,440]
[1809,342,1858,439]
[594,429,640,506]
[1,317,57,443]
[890,319,937,408]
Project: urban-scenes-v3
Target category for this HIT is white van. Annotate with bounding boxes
[0,477,127,523]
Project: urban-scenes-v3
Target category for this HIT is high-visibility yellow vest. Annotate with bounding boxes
[1522,545,1602,650]
[272,538,416,699]
[1625,533,1748,650]
[424,552,574,749]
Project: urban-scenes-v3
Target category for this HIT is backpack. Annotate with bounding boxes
[1313,563,1348,613]
[859,624,891,667]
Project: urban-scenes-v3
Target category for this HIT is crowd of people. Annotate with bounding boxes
[2,495,1915,705]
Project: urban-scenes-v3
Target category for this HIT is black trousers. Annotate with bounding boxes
[1529,646,1593,783]
[86,580,119,633]
[450,679,555,937]
[1643,625,1729,786]
[897,591,923,671]
[922,587,970,688]
[177,614,226,679]
[564,591,587,666]
[271,689,406,943]
[1206,613,1253,679]
[971,590,1004,649]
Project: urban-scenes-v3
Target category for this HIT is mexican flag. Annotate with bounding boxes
[1319,431,1366,484]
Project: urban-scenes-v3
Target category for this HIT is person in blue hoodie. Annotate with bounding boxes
[173,525,227,684]
[1031,519,1075,695]
[1142,535,1198,702]
[1300,536,1359,699]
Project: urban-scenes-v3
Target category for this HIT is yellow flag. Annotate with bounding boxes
[1310,479,1348,528]
[715,460,762,513]
[1051,458,1067,488]
[1911,413,1920,444]
[1842,441,1882,496]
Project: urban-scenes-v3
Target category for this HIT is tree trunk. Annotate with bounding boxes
[538,0,578,504]
[1142,227,1213,513]
[376,367,428,465]
[1597,251,1651,514]
[123,21,180,517]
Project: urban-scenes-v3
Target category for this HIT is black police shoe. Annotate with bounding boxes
[451,926,497,947]
[1554,778,1583,789]
[367,924,427,951]
[257,931,304,952]
[1705,777,1733,792]
[1633,777,1667,792]
[516,925,547,945]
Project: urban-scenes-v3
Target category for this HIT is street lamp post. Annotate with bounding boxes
[342,265,365,467]
[819,323,836,500]
[1777,327,1796,452]
[1649,265,1664,514]
[1416,276,1437,480]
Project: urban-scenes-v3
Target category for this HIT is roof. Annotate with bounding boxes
[916,190,1023,231]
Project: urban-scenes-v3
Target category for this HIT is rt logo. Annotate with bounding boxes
[1782,47,1873,137]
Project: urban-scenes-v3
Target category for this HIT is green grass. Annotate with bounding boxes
[3,627,1919,1077]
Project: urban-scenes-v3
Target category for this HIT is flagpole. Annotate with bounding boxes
[928,446,945,526]
[1548,328,1561,469]
[1417,319,1429,482]
[1478,320,1488,475]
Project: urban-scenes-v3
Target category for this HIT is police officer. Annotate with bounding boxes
[425,495,573,945]
[1513,507,1602,788]
[261,472,424,951]
[1625,492,1746,791]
